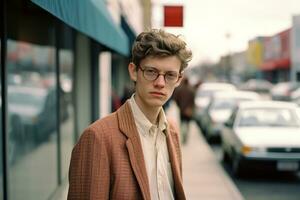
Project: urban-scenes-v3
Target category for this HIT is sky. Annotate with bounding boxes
[152,0,300,66]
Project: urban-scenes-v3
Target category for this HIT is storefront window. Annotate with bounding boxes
[0,35,4,200]
[59,24,75,179]
[7,1,58,199]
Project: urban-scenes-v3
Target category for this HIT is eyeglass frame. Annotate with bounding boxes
[138,65,183,84]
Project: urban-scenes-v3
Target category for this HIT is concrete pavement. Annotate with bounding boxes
[181,122,244,200]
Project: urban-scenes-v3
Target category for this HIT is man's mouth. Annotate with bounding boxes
[150,91,165,96]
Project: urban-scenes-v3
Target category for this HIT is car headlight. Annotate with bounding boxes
[241,146,266,155]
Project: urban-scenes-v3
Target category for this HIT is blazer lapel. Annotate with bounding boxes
[117,102,151,200]
[166,128,186,200]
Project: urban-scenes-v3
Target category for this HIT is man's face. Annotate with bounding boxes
[129,56,182,110]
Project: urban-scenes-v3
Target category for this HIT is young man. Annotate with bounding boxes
[67,29,192,200]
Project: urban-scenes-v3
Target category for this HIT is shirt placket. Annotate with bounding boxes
[156,131,165,200]
[149,126,159,200]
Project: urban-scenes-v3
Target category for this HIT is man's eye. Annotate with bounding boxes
[166,72,178,78]
[146,69,157,74]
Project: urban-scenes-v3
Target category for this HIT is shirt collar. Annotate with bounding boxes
[129,94,168,136]
[157,107,168,133]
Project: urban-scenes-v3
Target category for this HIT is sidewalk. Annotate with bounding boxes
[166,101,244,200]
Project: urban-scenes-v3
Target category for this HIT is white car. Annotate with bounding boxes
[239,79,273,93]
[270,82,299,101]
[221,100,300,177]
[291,87,300,106]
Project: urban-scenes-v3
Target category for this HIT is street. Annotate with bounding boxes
[211,144,300,200]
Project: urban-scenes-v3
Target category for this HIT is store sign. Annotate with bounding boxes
[164,5,183,27]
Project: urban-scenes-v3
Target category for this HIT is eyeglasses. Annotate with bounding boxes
[138,66,182,84]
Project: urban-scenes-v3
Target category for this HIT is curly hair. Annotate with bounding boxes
[131,29,192,72]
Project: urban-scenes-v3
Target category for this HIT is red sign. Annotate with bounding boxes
[164,5,183,27]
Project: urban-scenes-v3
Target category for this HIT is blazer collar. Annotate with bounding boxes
[117,101,151,200]
[166,125,186,199]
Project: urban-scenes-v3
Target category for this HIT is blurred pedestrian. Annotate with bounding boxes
[111,89,121,111]
[67,29,192,200]
[120,83,134,104]
[173,77,195,144]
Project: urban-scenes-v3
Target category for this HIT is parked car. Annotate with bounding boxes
[195,82,237,109]
[0,98,24,165]
[194,82,236,131]
[291,87,300,106]
[202,90,261,142]
[221,100,300,177]
[239,79,273,93]
[270,82,299,101]
[8,85,57,144]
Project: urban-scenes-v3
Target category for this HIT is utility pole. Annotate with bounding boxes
[225,32,232,82]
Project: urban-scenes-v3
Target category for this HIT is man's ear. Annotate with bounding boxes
[175,74,183,87]
[128,62,137,82]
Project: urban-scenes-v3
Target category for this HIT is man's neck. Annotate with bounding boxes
[134,96,161,124]
[145,108,160,125]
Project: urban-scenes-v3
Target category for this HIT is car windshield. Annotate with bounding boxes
[211,99,236,110]
[211,97,254,110]
[238,108,300,127]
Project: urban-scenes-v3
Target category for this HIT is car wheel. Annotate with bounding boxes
[222,149,230,163]
[232,156,244,177]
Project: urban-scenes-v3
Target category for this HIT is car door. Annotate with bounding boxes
[221,107,238,156]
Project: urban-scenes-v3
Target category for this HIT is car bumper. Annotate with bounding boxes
[239,153,300,172]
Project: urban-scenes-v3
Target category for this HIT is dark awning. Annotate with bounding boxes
[31,0,129,56]
[260,58,290,71]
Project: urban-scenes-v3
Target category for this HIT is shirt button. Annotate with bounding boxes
[158,180,162,187]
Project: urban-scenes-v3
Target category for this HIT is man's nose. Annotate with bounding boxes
[154,74,166,87]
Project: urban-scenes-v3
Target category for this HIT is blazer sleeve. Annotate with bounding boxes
[67,128,110,200]
[174,126,183,177]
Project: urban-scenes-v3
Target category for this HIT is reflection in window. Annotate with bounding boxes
[58,23,75,181]
[7,38,58,199]
[59,48,75,180]
[0,35,4,200]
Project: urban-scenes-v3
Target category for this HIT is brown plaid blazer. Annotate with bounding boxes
[67,101,186,200]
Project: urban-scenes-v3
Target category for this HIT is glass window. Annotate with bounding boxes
[238,108,300,127]
[59,24,75,180]
[0,29,4,200]
[7,1,58,199]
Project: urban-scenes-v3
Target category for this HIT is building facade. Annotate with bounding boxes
[0,0,151,199]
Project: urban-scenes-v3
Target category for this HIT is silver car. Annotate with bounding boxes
[203,90,261,142]
[194,82,236,132]
[221,100,300,177]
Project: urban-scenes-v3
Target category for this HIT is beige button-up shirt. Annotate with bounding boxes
[129,96,175,200]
